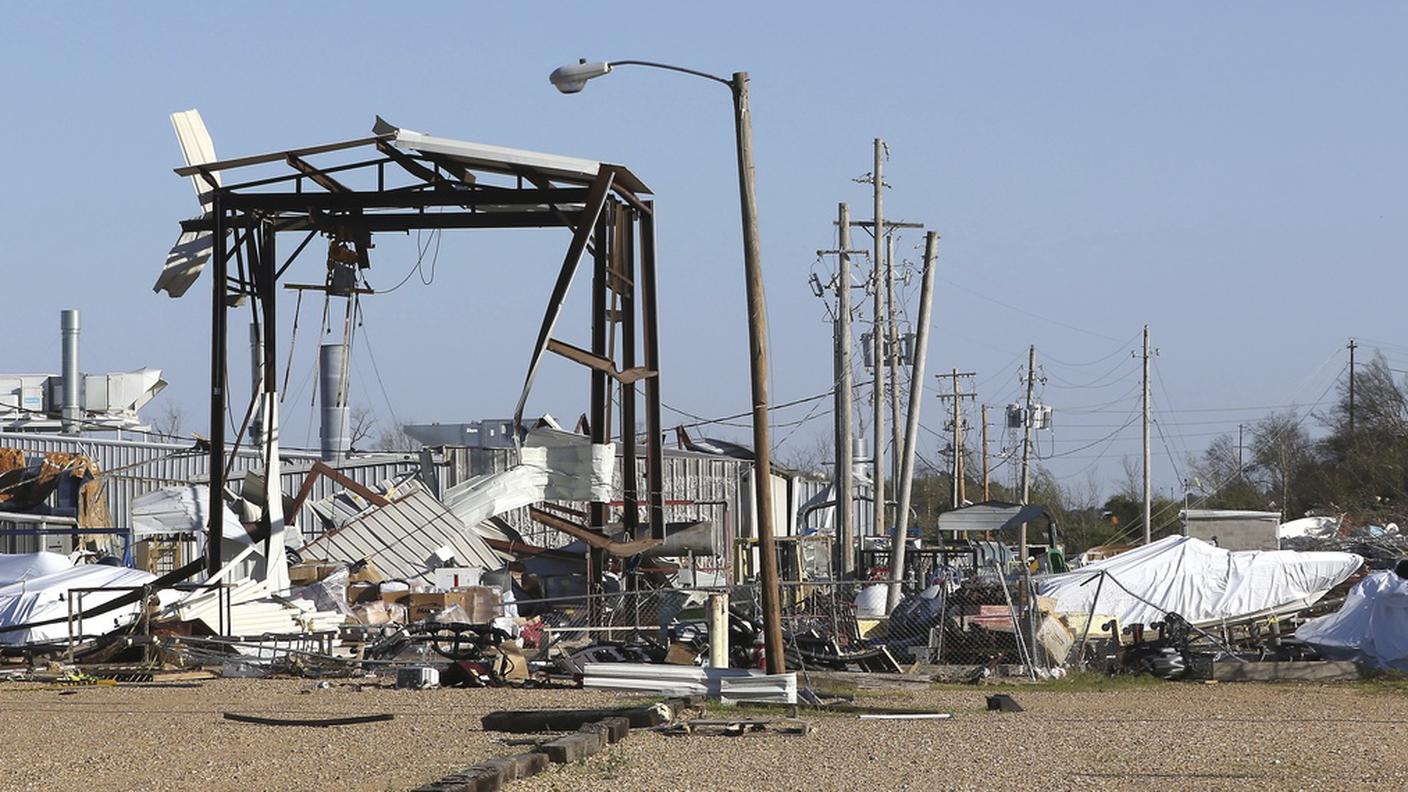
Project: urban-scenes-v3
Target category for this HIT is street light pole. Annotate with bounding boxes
[550,59,785,674]
[728,71,786,675]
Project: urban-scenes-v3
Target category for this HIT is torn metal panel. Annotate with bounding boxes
[376,117,650,195]
[156,109,220,298]
[439,428,615,533]
[582,663,797,704]
[297,489,499,581]
[131,485,253,545]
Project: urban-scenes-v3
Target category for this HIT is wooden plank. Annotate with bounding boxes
[482,704,669,733]
[528,507,661,556]
[1210,660,1364,683]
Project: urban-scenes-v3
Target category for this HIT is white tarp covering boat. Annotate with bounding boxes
[1296,569,1408,672]
[0,552,73,587]
[0,564,157,645]
[1038,535,1362,627]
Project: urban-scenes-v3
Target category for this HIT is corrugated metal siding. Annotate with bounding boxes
[299,488,498,580]
[0,433,422,545]
[1,432,875,560]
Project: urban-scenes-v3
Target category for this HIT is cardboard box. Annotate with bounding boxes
[380,583,412,606]
[289,561,340,587]
[352,601,392,626]
[405,587,504,622]
[407,591,466,621]
[461,586,504,623]
[347,581,380,605]
[348,560,386,585]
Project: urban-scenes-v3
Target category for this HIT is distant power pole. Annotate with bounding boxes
[1237,423,1244,480]
[981,404,990,501]
[1348,337,1357,435]
[886,234,903,479]
[1138,325,1156,545]
[1019,344,1037,565]
[819,202,860,576]
[835,204,855,576]
[871,138,886,549]
[935,369,976,508]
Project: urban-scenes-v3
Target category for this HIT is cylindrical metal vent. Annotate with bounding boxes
[60,309,80,434]
[319,343,349,461]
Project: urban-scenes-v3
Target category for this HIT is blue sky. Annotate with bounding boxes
[1,2,1403,506]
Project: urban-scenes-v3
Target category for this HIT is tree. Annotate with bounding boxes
[778,432,832,477]
[348,405,377,450]
[1190,433,1262,509]
[374,418,420,451]
[1249,411,1311,516]
[150,400,184,439]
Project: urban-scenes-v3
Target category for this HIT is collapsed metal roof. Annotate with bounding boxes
[298,489,500,582]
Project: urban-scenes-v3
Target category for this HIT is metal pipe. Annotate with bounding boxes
[207,196,227,577]
[249,322,264,447]
[318,343,349,461]
[886,232,937,612]
[60,309,80,434]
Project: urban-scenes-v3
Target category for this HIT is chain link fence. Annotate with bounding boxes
[498,564,1066,676]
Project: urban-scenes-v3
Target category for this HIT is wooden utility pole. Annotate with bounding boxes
[833,203,856,576]
[1348,337,1357,435]
[886,234,903,479]
[981,404,990,501]
[1141,325,1152,545]
[1019,344,1036,566]
[935,369,976,508]
[729,72,784,674]
[887,232,938,612]
[1237,423,1244,480]
[871,138,886,555]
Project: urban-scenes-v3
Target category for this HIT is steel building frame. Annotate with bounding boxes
[173,122,666,580]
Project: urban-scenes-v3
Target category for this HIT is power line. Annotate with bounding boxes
[936,276,1127,342]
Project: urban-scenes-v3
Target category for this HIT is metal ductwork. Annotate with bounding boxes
[319,342,349,461]
[60,309,80,434]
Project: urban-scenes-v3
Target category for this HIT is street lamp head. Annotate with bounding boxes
[549,59,611,93]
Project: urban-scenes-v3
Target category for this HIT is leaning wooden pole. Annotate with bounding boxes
[887,232,938,612]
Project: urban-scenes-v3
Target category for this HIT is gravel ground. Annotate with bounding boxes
[514,679,1408,792]
[0,677,629,792]
[4,676,1407,791]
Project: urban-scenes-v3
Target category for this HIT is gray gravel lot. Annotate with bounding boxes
[4,677,1406,791]
[0,678,628,792]
[516,680,1408,792]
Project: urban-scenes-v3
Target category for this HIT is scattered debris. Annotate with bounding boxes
[482,701,675,732]
[857,713,952,721]
[986,694,1023,712]
[395,666,439,690]
[662,717,812,736]
[222,712,394,727]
